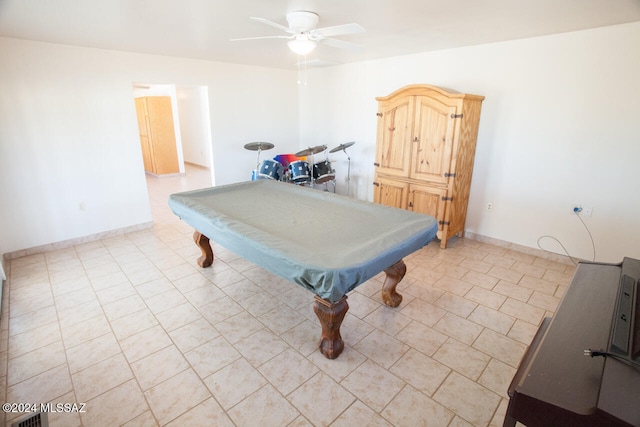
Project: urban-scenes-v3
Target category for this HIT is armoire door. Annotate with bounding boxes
[408,184,448,231]
[374,176,409,209]
[375,96,413,178]
[410,96,457,184]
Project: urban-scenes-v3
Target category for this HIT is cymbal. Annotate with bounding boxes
[244,142,274,151]
[295,145,326,157]
[329,141,355,153]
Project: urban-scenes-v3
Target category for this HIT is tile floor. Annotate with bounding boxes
[0,164,575,427]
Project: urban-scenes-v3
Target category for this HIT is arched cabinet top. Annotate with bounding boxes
[375,84,485,102]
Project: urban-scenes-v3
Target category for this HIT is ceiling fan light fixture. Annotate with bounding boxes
[288,38,316,55]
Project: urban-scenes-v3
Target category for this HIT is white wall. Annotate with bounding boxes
[176,86,213,169]
[0,37,299,254]
[299,22,640,263]
[1,23,638,264]
[0,39,152,253]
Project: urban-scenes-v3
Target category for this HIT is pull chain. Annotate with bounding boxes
[297,55,308,86]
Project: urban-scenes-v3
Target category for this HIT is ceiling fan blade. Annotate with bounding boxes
[320,37,364,51]
[230,35,293,42]
[249,16,294,34]
[313,23,365,38]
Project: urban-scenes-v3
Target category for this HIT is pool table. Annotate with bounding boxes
[169,180,438,359]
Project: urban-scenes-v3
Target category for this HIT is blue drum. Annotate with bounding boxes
[289,160,310,183]
[258,159,283,180]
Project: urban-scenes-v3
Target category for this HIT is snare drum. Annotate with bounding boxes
[289,160,310,183]
[313,160,335,184]
[258,159,283,180]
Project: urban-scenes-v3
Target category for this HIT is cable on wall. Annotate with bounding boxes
[537,210,596,265]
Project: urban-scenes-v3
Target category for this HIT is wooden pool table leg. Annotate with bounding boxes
[313,296,348,359]
[193,231,214,268]
[381,259,406,307]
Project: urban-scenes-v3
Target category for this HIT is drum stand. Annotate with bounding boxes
[323,150,337,193]
[244,141,274,180]
[343,147,352,197]
[309,151,316,188]
[329,141,355,197]
[255,147,262,178]
[326,179,336,193]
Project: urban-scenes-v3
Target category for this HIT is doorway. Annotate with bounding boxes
[132,83,215,183]
[132,83,214,221]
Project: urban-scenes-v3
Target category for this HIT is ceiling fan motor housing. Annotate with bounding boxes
[286,11,319,32]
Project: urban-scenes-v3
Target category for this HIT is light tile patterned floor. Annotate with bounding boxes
[0,165,575,426]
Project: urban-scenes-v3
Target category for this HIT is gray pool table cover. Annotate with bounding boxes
[169,180,438,302]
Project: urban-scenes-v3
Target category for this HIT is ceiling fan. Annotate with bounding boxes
[230,11,365,56]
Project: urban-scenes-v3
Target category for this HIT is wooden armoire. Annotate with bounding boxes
[134,96,180,175]
[373,84,484,249]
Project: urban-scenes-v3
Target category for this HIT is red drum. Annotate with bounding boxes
[289,160,310,183]
[313,160,335,184]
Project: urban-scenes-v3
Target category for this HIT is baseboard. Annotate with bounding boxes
[464,231,575,266]
[4,222,153,260]
[184,161,210,170]
[145,171,184,178]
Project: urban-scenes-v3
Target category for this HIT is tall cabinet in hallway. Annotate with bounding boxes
[135,96,180,176]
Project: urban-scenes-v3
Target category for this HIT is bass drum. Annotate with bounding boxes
[289,160,310,183]
[313,160,335,184]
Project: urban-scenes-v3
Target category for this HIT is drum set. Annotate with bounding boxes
[245,141,356,193]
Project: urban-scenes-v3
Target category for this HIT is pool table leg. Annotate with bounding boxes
[313,296,348,359]
[193,231,214,268]
[381,259,406,308]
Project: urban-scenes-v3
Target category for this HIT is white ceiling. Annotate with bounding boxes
[1,0,639,70]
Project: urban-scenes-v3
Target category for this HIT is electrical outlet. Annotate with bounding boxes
[79,202,86,211]
[582,206,593,216]
[487,203,493,212]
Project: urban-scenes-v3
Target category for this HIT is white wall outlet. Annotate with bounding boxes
[487,203,493,212]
